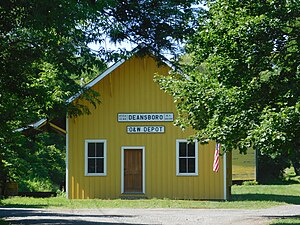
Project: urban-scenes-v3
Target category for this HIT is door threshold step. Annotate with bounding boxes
[120,194,148,200]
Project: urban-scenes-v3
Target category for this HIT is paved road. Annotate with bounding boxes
[0,205,299,225]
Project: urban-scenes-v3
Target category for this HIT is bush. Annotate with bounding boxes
[18,178,58,192]
[6,132,65,192]
[242,180,259,185]
[257,153,290,184]
[283,167,300,184]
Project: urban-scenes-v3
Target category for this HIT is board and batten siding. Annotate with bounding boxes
[67,55,229,200]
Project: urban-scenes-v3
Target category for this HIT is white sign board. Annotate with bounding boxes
[127,126,165,134]
[118,113,173,122]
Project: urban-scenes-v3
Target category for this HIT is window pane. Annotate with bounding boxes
[88,159,95,173]
[188,143,195,156]
[95,143,104,157]
[88,143,95,157]
[179,158,187,173]
[179,142,187,157]
[96,158,104,173]
[188,158,195,173]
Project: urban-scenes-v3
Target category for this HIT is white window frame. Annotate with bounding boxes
[85,139,107,176]
[176,139,198,176]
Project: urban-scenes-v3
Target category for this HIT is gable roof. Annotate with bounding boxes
[15,117,66,136]
[15,118,47,133]
[17,47,178,136]
[67,46,177,104]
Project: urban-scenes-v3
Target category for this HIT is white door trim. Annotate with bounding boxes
[121,146,145,194]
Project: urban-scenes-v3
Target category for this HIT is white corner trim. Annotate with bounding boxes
[65,115,69,199]
[223,150,227,201]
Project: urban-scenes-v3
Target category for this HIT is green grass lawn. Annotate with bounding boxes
[0,184,299,225]
[0,219,9,225]
[269,218,300,225]
[0,184,299,209]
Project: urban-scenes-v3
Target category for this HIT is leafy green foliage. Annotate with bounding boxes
[0,0,106,127]
[102,0,202,55]
[0,219,10,225]
[5,132,65,192]
[157,0,300,175]
[0,0,200,191]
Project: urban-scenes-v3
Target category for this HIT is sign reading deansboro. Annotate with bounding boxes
[127,126,165,134]
[118,113,174,122]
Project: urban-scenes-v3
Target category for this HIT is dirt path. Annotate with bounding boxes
[0,205,299,225]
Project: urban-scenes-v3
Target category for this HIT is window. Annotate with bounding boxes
[85,140,107,176]
[176,139,198,176]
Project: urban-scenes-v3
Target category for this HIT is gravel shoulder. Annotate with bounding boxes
[0,205,299,225]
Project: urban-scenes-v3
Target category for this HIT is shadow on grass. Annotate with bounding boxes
[259,179,300,185]
[266,215,300,225]
[266,215,300,219]
[270,221,300,225]
[232,193,300,205]
[0,204,47,208]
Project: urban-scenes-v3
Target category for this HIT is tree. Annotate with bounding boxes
[101,0,201,55]
[0,0,103,192]
[157,0,300,175]
[0,0,200,192]
[5,132,66,192]
[0,0,200,130]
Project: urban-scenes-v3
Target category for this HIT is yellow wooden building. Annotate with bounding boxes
[66,50,232,200]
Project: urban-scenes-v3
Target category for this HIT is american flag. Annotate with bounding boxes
[213,143,221,172]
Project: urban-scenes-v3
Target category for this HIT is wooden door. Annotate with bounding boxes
[124,149,143,193]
